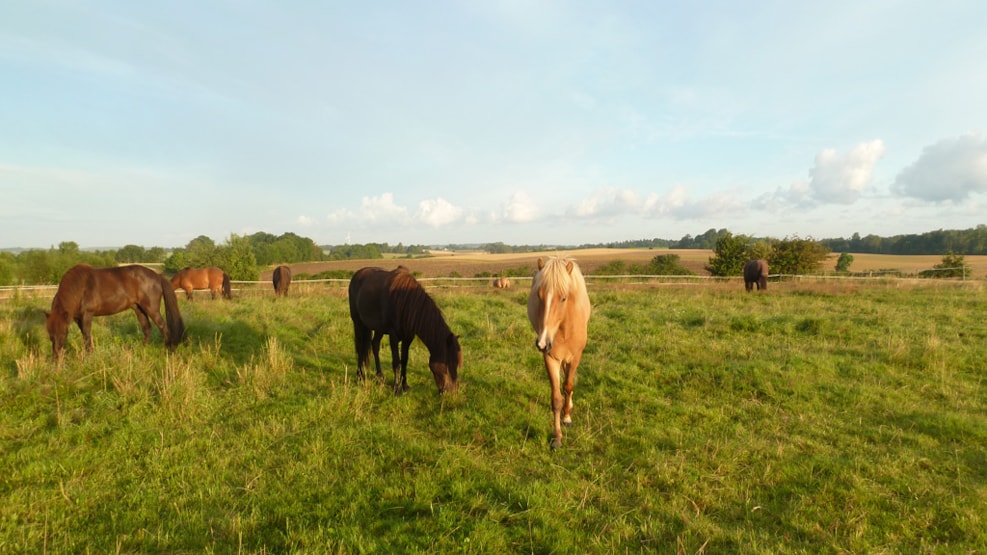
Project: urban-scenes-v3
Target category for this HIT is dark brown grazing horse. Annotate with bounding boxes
[272,265,292,297]
[743,259,769,292]
[46,264,185,358]
[170,266,231,300]
[348,266,462,394]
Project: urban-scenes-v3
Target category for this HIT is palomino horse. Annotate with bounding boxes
[743,259,769,292]
[492,277,512,288]
[273,265,292,297]
[170,266,231,300]
[348,266,462,395]
[528,256,591,449]
[46,264,185,358]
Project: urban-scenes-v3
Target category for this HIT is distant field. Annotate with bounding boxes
[266,249,987,280]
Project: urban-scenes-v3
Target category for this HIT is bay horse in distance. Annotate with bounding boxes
[348,266,462,395]
[528,256,591,449]
[743,259,769,292]
[170,266,231,300]
[273,265,292,297]
[46,264,185,358]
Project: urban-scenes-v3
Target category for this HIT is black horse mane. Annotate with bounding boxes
[388,269,452,347]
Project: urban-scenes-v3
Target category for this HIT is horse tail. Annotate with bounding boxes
[222,273,232,299]
[160,276,186,348]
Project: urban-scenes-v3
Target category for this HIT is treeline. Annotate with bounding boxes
[819,226,987,255]
[575,226,987,255]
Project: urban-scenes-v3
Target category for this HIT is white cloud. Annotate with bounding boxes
[639,185,740,220]
[750,180,811,211]
[327,192,410,225]
[297,215,314,226]
[808,140,885,204]
[417,197,463,227]
[569,187,641,219]
[501,191,539,223]
[892,133,987,201]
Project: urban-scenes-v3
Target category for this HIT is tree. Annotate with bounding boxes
[921,252,969,278]
[116,244,146,263]
[648,254,694,275]
[769,236,830,275]
[835,252,854,272]
[704,232,750,276]
[220,234,259,281]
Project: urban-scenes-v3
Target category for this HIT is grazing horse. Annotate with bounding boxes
[170,266,231,300]
[528,256,591,449]
[46,264,185,358]
[273,265,292,297]
[492,277,512,289]
[348,266,462,395]
[743,259,769,292]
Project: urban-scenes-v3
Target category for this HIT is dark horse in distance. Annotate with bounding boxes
[744,259,769,292]
[46,264,185,358]
[348,266,462,394]
[272,265,292,297]
[170,266,231,300]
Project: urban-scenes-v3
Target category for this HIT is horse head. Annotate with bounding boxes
[529,257,576,355]
[45,308,69,358]
[429,333,462,394]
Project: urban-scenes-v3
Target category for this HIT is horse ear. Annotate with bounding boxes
[565,260,575,274]
[537,258,545,270]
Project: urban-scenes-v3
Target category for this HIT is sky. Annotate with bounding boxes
[2,1,987,250]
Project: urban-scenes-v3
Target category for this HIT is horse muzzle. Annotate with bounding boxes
[535,337,553,354]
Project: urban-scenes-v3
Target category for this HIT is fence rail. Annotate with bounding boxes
[1,268,978,301]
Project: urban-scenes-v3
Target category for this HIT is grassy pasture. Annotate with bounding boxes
[1,276,986,553]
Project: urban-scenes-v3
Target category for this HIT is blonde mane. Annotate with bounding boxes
[536,256,578,297]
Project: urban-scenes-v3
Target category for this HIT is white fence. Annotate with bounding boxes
[1,268,977,301]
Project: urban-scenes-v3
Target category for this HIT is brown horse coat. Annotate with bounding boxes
[273,265,292,297]
[492,277,512,288]
[348,266,461,394]
[744,259,769,292]
[528,256,591,449]
[46,264,185,357]
[170,266,231,300]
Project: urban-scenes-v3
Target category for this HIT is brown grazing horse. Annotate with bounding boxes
[492,277,512,288]
[273,265,292,297]
[348,266,462,395]
[46,264,185,358]
[528,256,591,449]
[743,259,769,292]
[170,266,231,300]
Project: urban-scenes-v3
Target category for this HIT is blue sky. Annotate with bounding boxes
[2,1,986,249]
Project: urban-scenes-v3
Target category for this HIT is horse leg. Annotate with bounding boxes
[79,313,95,352]
[543,355,564,449]
[370,331,385,380]
[132,307,153,344]
[562,354,583,428]
[141,303,169,344]
[388,337,403,394]
[398,338,412,393]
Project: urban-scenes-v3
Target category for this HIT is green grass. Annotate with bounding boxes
[1,281,986,553]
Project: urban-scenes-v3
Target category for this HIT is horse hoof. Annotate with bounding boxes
[550,439,563,450]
